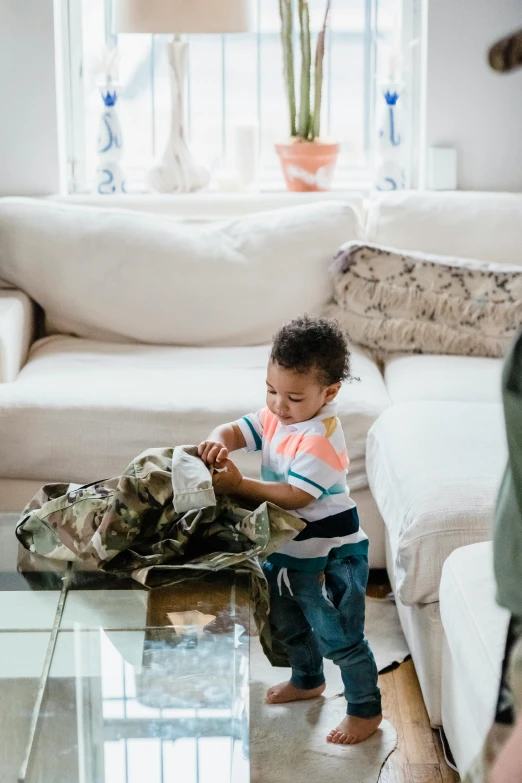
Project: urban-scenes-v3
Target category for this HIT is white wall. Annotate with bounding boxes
[425,0,522,191]
[0,0,60,196]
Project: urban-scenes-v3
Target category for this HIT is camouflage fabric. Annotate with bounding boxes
[16,445,303,666]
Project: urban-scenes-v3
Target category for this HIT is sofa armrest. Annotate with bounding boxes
[0,290,35,382]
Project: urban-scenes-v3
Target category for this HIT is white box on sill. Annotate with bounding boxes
[428,147,458,190]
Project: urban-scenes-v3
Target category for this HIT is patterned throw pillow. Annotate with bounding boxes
[325,242,522,358]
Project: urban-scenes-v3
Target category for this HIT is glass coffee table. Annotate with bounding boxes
[0,513,250,783]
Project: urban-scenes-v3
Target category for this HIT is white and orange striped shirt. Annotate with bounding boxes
[235,402,368,572]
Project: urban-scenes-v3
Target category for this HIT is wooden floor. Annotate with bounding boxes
[367,574,461,783]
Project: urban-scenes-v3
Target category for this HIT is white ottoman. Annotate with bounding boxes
[440,541,510,776]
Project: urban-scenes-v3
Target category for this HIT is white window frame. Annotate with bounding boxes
[59,0,414,195]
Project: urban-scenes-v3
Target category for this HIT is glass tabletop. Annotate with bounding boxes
[0,514,250,783]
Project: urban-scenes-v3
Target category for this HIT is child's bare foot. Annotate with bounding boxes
[326,713,382,744]
[265,680,326,704]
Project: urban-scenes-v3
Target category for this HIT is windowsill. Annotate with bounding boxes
[65,180,375,196]
[48,183,376,219]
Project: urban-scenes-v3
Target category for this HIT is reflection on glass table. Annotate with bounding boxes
[0,515,250,783]
[33,624,249,783]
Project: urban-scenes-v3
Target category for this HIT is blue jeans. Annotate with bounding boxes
[263,553,382,718]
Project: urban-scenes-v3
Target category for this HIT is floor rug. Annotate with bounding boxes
[365,595,410,673]
[250,596,406,782]
[250,641,397,783]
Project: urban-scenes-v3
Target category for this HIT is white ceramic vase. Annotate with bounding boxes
[375,81,406,191]
[94,86,127,195]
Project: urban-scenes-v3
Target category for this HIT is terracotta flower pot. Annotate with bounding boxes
[275,139,340,192]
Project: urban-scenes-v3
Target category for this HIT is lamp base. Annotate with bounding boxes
[148,39,210,194]
[147,141,210,193]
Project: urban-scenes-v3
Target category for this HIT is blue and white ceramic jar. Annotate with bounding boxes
[94,84,126,195]
[375,81,406,191]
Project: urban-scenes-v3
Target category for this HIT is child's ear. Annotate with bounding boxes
[325,382,341,401]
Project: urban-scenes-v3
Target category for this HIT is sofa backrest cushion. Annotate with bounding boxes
[49,192,366,221]
[0,198,361,347]
[328,241,522,359]
[367,191,522,264]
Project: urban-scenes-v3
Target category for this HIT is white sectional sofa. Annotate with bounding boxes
[0,192,392,566]
[0,189,519,775]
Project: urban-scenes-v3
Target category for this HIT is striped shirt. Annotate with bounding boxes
[235,401,368,572]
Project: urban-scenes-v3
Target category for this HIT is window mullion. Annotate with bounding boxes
[363,0,373,158]
[186,37,192,144]
[256,0,262,164]
[221,34,226,164]
[104,0,116,47]
[370,0,378,160]
[151,35,156,158]
[327,9,332,136]
[67,0,86,192]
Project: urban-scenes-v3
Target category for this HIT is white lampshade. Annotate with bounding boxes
[112,0,254,34]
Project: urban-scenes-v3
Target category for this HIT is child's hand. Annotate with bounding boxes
[212,459,243,495]
[198,440,229,467]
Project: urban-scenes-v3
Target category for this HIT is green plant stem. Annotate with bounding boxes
[311,0,331,140]
[298,0,311,139]
[279,0,297,137]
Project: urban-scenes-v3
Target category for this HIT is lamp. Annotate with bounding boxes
[112,0,253,193]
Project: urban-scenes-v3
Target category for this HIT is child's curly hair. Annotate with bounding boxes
[270,315,352,386]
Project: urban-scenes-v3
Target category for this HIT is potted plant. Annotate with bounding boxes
[276,0,338,192]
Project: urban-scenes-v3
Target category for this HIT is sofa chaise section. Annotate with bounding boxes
[384,354,503,405]
[367,398,506,724]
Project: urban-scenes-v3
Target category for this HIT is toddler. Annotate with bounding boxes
[198,315,382,744]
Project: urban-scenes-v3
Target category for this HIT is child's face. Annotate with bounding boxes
[266,361,340,425]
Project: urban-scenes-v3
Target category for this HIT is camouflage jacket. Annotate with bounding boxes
[16,445,304,666]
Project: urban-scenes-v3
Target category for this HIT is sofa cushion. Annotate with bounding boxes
[440,541,510,774]
[384,354,502,404]
[328,242,522,359]
[367,401,506,605]
[366,191,522,264]
[0,198,361,347]
[0,336,389,486]
[0,290,34,383]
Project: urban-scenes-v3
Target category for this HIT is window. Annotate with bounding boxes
[60,0,405,193]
